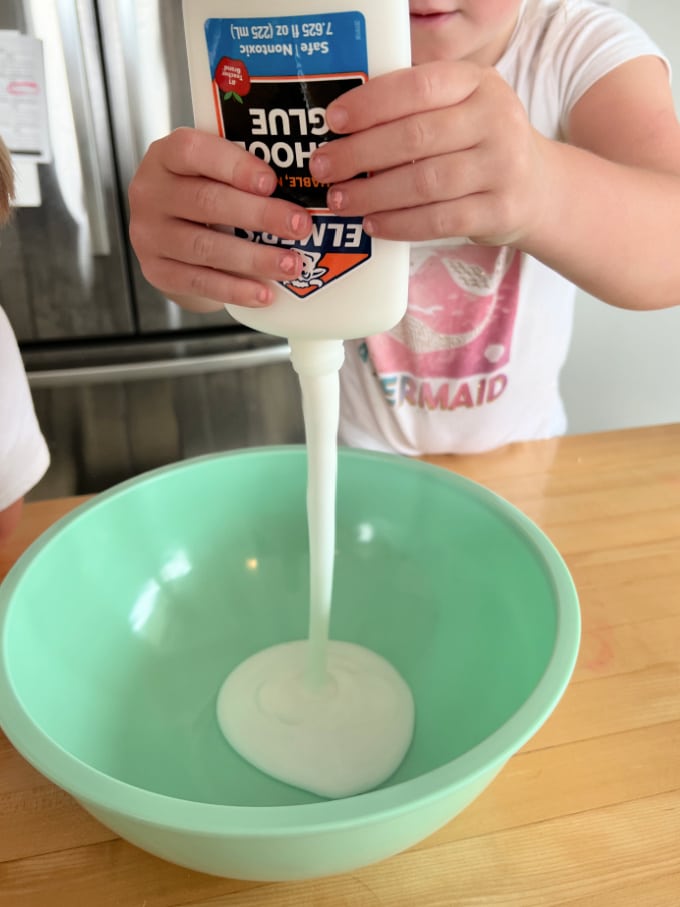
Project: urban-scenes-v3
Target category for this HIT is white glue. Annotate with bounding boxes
[217,642,414,799]
[184,0,414,798]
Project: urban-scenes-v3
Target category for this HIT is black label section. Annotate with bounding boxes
[220,77,364,209]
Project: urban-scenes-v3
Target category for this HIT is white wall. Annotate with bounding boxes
[559,0,680,434]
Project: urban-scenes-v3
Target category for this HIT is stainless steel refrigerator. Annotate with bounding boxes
[0,0,304,497]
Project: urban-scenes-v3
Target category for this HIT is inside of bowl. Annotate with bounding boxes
[3,449,559,806]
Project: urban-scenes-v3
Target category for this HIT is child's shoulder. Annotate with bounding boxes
[497,0,668,137]
[503,0,666,101]
[515,0,655,49]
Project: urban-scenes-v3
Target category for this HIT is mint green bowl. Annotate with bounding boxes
[0,447,579,881]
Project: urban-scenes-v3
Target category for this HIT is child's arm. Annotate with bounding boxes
[526,56,680,310]
[0,139,49,543]
[309,57,680,311]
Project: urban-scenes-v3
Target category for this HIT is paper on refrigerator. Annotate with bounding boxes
[0,30,50,162]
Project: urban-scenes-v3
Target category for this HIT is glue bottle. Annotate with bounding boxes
[183,0,411,380]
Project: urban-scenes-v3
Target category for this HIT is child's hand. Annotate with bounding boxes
[309,61,547,246]
[128,128,311,309]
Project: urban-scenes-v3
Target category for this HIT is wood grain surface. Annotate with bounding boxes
[1,424,679,906]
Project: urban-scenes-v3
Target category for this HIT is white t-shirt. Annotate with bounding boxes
[339,0,668,456]
[0,307,49,509]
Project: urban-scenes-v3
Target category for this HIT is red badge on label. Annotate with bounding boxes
[214,57,251,103]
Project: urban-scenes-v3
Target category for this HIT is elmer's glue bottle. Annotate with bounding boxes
[183,0,411,378]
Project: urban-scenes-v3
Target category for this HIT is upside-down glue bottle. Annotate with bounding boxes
[183,0,411,378]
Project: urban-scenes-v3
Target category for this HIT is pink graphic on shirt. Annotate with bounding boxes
[367,244,521,379]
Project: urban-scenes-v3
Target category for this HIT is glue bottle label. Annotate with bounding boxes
[204,13,370,299]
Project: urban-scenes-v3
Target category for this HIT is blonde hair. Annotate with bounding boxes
[0,137,15,225]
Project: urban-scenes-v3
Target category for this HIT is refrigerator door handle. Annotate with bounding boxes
[95,0,145,199]
[26,343,292,388]
[55,0,111,256]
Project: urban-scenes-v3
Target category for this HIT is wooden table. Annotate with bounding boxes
[1,424,679,906]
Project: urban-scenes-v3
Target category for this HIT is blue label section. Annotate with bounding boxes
[204,12,370,300]
[205,13,367,77]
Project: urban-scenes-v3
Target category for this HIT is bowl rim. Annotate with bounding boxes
[0,445,580,835]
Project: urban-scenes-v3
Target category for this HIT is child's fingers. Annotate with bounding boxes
[362,196,495,243]
[154,127,278,196]
[163,177,311,238]
[311,106,483,184]
[138,233,304,308]
[326,151,484,218]
[324,61,482,134]
[161,221,304,284]
[131,207,305,299]
[141,256,276,309]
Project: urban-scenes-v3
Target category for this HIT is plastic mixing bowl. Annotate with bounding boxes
[0,447,579,880]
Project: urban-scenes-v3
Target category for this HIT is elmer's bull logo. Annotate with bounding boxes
[215,68,370,299]
[238,215,371,298]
